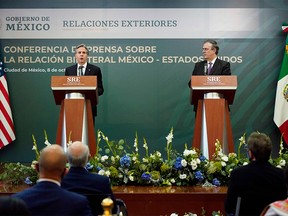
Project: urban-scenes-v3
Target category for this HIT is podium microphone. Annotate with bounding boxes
[204,62,208,75]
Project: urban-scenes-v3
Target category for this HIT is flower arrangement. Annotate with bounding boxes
[0,129,287,188]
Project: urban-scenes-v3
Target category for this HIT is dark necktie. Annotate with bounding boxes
[208,62,213,75]
[78,66,84,76]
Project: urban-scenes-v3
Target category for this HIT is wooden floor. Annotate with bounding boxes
[0,182,227,216]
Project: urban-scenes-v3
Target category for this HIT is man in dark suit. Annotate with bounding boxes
[61,141,117,215]
[12,144,92,216]
[65,44,104,119]
[225,132,287,216]
[188,39,231,111]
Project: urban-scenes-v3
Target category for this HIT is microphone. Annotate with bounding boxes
[204,62,208,75]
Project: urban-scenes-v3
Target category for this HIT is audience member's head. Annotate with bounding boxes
[247,132,272,163]
[37,144,67,181]
[0,196,31,215]
[67,141,90,167]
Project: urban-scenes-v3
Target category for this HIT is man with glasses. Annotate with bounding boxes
[190,39,231,76]
[188,39,231,111]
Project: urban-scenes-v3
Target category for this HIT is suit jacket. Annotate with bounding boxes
[61,167,117,214]
[225,161,286,216]
[65,63,104,117]
[188,58,231,111]
[12,181,92,216]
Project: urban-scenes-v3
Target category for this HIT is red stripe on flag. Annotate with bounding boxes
[0,100,15,135]
[279,120,288,145]
[0,120,13,145]
[0,75,15,147]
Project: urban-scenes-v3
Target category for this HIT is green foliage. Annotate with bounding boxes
[2,129,287,189]
[0,162,38,185]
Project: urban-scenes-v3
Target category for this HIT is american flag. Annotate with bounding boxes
[0,60,16,148]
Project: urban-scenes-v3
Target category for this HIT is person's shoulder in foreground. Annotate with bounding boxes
[61,141,117,214]
[0,196,31,216]
[261,165,288,216]
[12,144,92,216]
[225,132,286,216]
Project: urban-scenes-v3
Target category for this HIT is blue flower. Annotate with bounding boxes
[85,162,94,171]
[24,177,33,185]
[212,178,221,186]
[173,157,183,170]
[194,171,204,182]
[200,155,206,162]
[141,172,151,181]
[96,166,102,171]
[120,155,131,168]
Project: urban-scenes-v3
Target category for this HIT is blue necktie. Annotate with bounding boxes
[208,62,212,74]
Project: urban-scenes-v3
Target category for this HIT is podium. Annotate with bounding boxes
[51,76,98,156]
[190,75,237,159]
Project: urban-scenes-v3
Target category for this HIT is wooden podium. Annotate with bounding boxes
[51,76,98,156]
[190,75,237,159]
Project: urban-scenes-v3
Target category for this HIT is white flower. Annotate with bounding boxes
[179,174,187,179]
[129,175,135,181]
[191,164,198,170]
[221,155,228,162]
[183,149,191,157]
[239,135,246,144]
[142,158,148,163]
[132,156,137,161]
[170,178,176,183]
[105,170,111,177]
[183,149,197,157]
[181,159,187,167]
[143,141,148,150]
[279,159,286,167]
[111,156,115,162]
[228,152,237,158]
[221,161,226,167]
[44,140,51,146]
[155,151,161,157]
[31,160,38,169]
[166,131,174,143]
[103,135,108,142]
[98,170,105,175]
[101,155,109,162]
[196,158,201,164]
[243,162,248,166]
[134,138,138,152]
[190,159,197,166]
[170,213,178,216]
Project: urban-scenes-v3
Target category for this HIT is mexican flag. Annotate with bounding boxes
[273,23,288,144]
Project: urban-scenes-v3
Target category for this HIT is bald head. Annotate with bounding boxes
[67,141,90,167]
[38,144,67,180]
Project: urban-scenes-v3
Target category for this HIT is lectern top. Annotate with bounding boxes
[190,75,237,105]
[51,76,98,105]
